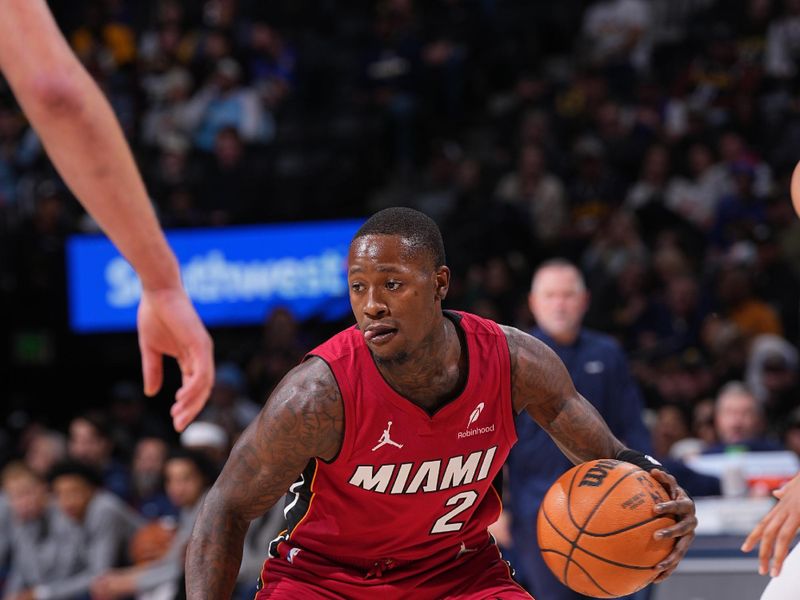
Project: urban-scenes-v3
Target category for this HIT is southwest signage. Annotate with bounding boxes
[67,220,362,332]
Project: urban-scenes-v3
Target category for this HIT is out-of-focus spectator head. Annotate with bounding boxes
[180,421,229,467]
[666,274,699,317]
[519,144,545,179]
[164,448,215,509]
[250,22,279,54]
[262,306,299,347]
[688,143,715,177]
[714,381,764,445]
[529,259,589,344]
[783,407,800,457]
[48,461,102,523]
[109,381,145,428]
[214,126,243,167]
[2,462,48,522]
[716,265,753,308]
[24,429,67,477]
[132,436,169,498]
[574,136,605,179]
[68,412,113,469]
[210,362,245,408]
[693,398,718,446]
[746,334,800,402]
[652,403,692,459]
[641,144,670,183]
[214,57,241,91]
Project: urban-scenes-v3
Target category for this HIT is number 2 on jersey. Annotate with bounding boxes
[430,490,479,534]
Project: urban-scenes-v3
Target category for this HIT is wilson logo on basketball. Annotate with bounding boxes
[577,459,619,487]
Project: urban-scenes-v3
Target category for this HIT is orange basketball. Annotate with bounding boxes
[129,519,177,564]
[537,459,676,598]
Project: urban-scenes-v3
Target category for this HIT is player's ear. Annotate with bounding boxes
[435,266,450,301]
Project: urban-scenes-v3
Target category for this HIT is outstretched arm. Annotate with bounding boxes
[502,325,696,582]
[0,0,213,430]
[185,357,343,599]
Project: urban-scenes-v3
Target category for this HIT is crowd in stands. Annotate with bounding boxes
[3,0,800,597]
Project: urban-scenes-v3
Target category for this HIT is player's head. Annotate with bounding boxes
[48,460,102,523]
[349,207,449,364]
[529,259,589,344]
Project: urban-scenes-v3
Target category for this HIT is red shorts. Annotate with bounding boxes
[255,537,533,599]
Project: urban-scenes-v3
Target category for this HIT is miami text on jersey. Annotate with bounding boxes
[348,446,498,494]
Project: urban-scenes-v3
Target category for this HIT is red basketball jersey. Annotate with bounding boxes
[271,310,517,573]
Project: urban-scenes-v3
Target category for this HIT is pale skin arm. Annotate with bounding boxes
[741,472,800,577]
[185,357,344,599]
[0,0,213,430]
[502,326,697,582]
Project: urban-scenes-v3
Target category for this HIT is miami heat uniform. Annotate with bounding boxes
[256,311,532,599]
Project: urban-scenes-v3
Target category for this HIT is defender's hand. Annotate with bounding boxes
[741,473,800,577]
[649,469,697,583]
[137,286,214,432]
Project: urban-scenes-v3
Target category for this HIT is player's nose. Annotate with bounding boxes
[363,287,388,317]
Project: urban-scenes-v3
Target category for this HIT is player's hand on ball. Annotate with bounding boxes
[649,468,697,583]
[137,286,214,432]
[741,472,800,577]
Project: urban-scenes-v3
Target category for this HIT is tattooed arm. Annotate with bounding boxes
[502,325,696,582]
[502,325,625,461]
[185,357,343,599]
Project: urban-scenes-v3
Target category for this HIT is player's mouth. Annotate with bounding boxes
[364,323,398,345]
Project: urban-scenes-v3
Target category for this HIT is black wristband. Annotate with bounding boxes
[615,449,665,473]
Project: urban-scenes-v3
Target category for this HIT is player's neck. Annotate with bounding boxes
[374,316,467,413]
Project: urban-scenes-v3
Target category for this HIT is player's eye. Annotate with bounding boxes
[386,280,402,291]
[351,282,364,292]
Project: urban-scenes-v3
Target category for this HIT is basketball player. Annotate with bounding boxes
[186,208,696,598]
[0,0,213,432]
[742,472,800,599]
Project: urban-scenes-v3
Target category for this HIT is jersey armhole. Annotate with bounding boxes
[305,353,356,465]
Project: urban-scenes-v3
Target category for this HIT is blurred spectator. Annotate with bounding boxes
[90,449,216,600]
[664,142,729,231]
[746,334,800,433]
[41,461,142,600]
[183,58,274,152]
[1,462,76,599]
[693,398,719,448]
[580,0,653,73]
[68,412,131,502]
[198,127,264,225]
[715,265,783,340]
[106,382,170,462]
[179,421,230,470]
[129,436,176,520]
[23,429,67,478]
[245,22,296,110]
[705,381,782,453]
[652,402,693,459]
[246,307,307,401]
[711,161,768,249]
[625,143,671,210]
[199,362,260,442]
[765,0,800,78]
[494,144,567,249]
[782,407,800,458]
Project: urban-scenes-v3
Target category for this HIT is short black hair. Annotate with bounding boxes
[353,207,446,269]
[167,447,218,485]
[47,460,103,488]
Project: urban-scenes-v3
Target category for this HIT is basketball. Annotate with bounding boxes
[129,519,178,565]
[537,459,676,598]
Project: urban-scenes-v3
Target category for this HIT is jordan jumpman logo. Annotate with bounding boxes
[371,420,403,451]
